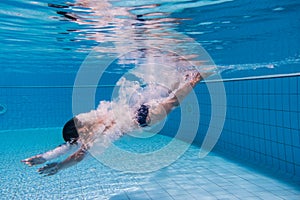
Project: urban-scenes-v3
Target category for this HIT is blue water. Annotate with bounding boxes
[0,0,299,86]
[1,0,300,199]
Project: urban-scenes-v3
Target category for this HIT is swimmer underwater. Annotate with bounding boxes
[22,72,212,175]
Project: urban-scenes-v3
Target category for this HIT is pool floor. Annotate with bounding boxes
[0,128,299,200]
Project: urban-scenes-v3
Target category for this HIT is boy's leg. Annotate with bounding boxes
[147,72,212,126]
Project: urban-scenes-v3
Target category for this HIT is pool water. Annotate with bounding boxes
[1,0,300,199]
[1,128,299,199]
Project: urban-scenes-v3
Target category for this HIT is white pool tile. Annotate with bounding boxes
[255,192,286,200]
[2,129,300,200]
[280,194,300,200]
[171,193,197,200]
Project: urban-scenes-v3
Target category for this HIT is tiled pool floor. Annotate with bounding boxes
[1,128,299,199]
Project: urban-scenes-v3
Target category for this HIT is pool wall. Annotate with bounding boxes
[0,74,299,182]
[163,74,300,182]
[0,86,113,130]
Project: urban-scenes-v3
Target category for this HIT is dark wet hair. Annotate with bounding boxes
[62,118,79,143]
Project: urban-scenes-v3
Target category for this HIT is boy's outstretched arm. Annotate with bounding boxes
[37,146,87,176]
[21,142,79,166]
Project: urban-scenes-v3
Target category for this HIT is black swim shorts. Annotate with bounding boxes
[136,104,149,127]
